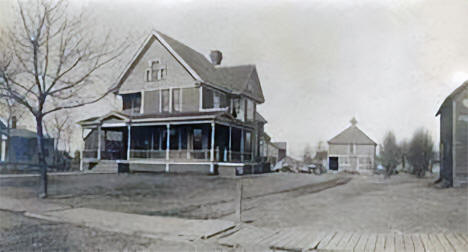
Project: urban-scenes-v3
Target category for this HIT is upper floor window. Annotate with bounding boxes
[172,88,181,112]
[161,89,170,112]
[122,93,141,114]
[246,99,255,121]
[202,87,228,109]
[232,98,245,121]
[145,59,166,82]
[349,144,355,154]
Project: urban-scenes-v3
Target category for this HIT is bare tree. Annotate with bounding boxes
[0,0,127,198]
[380,131,400,178]
[407,128,434,178]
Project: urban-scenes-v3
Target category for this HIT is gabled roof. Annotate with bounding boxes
[328,125,377,145]
[114,30,265,103]
[436,81,468,116]
[272,142,287,150]
[255,112,267,124]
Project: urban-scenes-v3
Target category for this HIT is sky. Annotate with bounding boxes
[2,0,468,158]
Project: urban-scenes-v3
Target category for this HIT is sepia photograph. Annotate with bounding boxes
[0,0,467,251]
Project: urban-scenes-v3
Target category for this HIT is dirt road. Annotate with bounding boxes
[239,173,468,233]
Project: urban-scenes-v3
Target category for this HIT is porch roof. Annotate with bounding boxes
[78,110,252,127]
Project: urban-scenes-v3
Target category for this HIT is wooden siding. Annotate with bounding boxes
[119,37,196,93]
[439,101,453,183]
[329,143,375,171]
[454,89,468,184]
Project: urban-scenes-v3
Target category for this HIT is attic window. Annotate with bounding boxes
[145,59,166,82]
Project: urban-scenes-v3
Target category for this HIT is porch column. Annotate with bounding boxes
[240,128,244,162]
[1,138,6,162]
[127,125,131,161]
[210,122,215,173]
[166,124,170,172]
[97,125,102,160]
[229,126,232,162]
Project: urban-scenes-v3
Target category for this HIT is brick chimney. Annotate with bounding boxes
[11,116,16,129]
[209,50,223,65]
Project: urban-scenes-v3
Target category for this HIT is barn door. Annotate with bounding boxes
[329,157,338,171]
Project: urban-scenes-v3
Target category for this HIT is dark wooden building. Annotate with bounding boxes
[436,81,468,187]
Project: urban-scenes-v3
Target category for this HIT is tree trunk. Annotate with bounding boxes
[36,115,48,198]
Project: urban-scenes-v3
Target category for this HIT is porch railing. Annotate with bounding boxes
[83,149,98,159]
[84,148,254,162]
[130,149,165,159]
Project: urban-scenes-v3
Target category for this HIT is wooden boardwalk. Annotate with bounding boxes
[216,226,468,251]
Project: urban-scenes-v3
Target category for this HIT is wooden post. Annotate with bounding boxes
[127,125,131,160]
[166,124,170,172]
[210,122,215,173]
[235,179,243,223]
[229,126,232,162]
[240,128,244,162]
[97,125,102,160]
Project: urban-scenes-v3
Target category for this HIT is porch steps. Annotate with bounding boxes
[86,160,118,173]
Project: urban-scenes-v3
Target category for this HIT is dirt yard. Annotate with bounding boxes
[0,172,340,219]
[0,210,232,251]
[1,172,466,250]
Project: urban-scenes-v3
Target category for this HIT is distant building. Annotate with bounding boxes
[0,116,54,170]
[327,118,377,172]
[272,142,287,161]
[436,81,468,187]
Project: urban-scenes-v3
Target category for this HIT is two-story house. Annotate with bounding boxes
[78,31,267,175]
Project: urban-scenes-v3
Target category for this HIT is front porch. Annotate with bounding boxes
[82,121,256,173]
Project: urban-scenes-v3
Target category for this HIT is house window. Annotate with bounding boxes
[202,87,227,109]
[233,98,245,121]
[145,59,166,82]
[245,131,252,152]
[161,89,169,112]
[349,144,354,154]
[202,87,214,109]
[122,93,141,114]
[172,88,181,112]
[246,99,254,121]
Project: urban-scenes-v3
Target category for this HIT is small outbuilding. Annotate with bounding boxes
[436,81,468,187]
[327,118,377,172]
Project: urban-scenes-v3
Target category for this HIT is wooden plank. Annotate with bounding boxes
[403,234,415,252]
[411,234,425,252]
[420,233,435,252]
[458,233,468,245]
[375,234,386,252]
[437,234,455,252]
[365,234,377,252]
[346,233,362,251]
[304,231,328,250]
[270,229,298,249]
[384,233,395,252]
[325,232,346,250]
[287,230,313,251]
[282,229,314,251]
[354,233,369,252]
[395,233,405,252]
[256,230,283,246]
[336,232,354,250]
[317,232,337,249]
[445,233,467,251]
[429,233,446,252]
